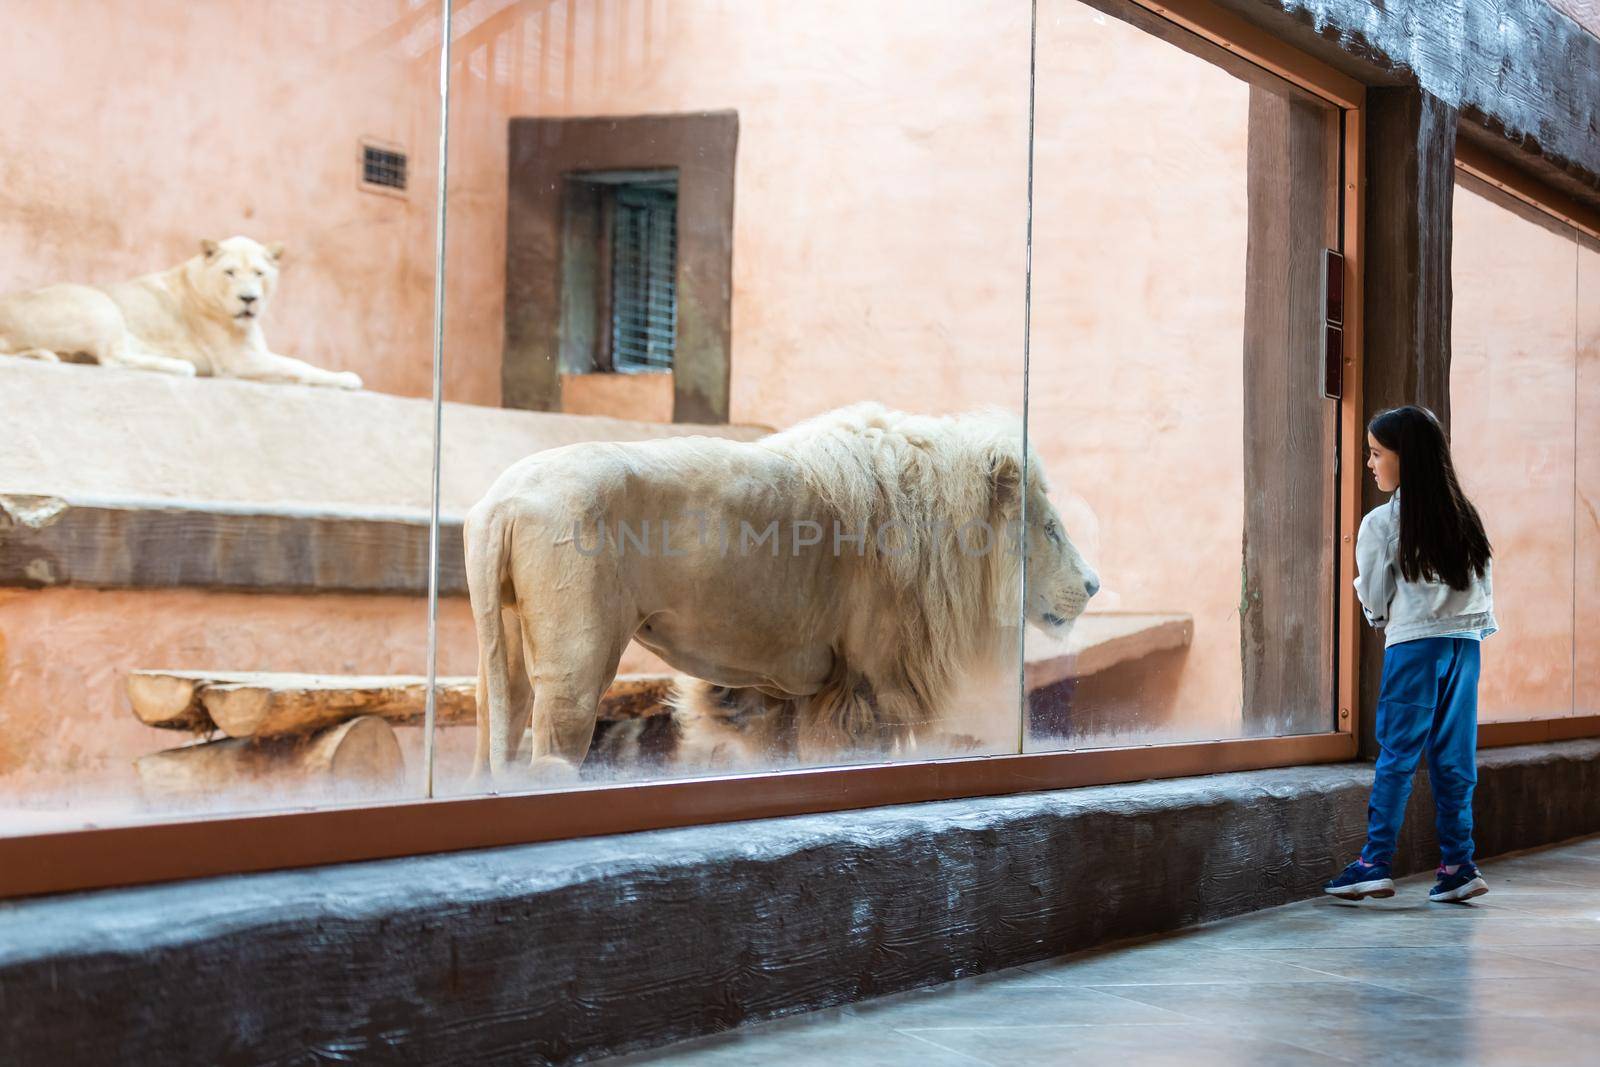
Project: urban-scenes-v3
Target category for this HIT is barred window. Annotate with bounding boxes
[361,144,407,192]
[608,183,678,372]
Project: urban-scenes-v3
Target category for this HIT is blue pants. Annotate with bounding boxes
[1361,636,1480,867]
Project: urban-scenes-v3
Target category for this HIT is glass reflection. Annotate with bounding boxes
[1450,175,1579,723]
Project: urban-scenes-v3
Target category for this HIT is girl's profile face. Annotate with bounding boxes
[1366,433,1400,493]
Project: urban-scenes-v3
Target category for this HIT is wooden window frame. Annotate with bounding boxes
[0,0,1367,900]
[1453,141,1600,748]
[503,112,735,424]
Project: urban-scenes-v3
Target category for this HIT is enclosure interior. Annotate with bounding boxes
[0,0,1368,833]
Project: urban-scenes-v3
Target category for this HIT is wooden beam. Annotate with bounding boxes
[1240,87,1340,736]
[0,496,466,596]
[1357,86,1459,756]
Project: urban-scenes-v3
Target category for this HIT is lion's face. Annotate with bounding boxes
[1022,487,1099,635]
[192,237,284,325]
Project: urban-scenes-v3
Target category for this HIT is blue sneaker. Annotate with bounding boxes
[1323,859,1395,900]
[1429,863,1488,903]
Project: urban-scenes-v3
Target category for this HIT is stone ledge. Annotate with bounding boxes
[0,495,464,596]
[1,739,1596,1065]
[0,359,769,515]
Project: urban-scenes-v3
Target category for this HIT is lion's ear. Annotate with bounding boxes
[988,449,1023,515]
[200,238,220,259]
[265,241,285,262]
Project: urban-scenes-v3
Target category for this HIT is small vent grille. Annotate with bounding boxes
[610,184,677,372]
[362,144,408,192]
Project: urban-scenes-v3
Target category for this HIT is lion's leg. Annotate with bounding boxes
[470,608,532,784]
[97,334,197,377]
[1,348,61,363]
[228,351,362,390]
[521,620,626,781]
[506,612,536,761]
[471,657,492,783]
[480,611,536,780]
[524,691,596,781]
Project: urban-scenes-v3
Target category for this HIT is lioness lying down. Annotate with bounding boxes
[466,401,1100,783]
[0,236,361,388]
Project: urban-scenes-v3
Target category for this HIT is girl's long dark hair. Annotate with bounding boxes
[1368,406,1492,589]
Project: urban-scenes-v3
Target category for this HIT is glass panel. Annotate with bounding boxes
[0,3,446,833]
[1449,175,1578,723]
[432,0,1034,794]
[1024,0,1342,751]
[1577,234,1599,718]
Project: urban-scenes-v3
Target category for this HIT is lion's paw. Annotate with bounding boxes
[527,755,582,785]
[330,371,363,390]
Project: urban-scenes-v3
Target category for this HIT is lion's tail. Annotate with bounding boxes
[465,503,515,774]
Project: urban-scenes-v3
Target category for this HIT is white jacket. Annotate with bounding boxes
[1354,492,1498,647]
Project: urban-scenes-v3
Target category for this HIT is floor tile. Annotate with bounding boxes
[1370,974,1600,1018]
[1206,905,1597,950]
[1084,979,1476,1030]
[1244,945,1595,982]
[1483,854,1600,889]
[1020,939,1339,985]
[1475,892,1600,920]
[842,981,1189,1029]
[1552,837,1600,860]
[1495,945,1600,973]
[905,1022,1351,1066]
[1238,1015,1597,1065]
[602,1013,989,1065]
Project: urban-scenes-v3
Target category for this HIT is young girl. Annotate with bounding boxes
[1324,405,1497,904]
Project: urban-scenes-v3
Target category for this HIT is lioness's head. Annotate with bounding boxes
[192,236,285,325]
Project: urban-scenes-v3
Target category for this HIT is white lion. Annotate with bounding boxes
[465,401,1099,783]
[0,236,362,388]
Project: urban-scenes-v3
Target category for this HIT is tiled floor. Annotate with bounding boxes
[606,836,1600,1065]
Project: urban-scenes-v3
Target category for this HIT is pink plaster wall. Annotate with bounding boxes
[0,1,445,399]
[437,0,1033,417]
[1451,180,1580,721]
[560,370,673,421]
[1578,237,1599,716]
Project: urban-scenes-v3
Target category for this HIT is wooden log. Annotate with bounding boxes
[134,715,406,803]
[127,669,677,738]
[198,675,477,740]
[125,672,213,731]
